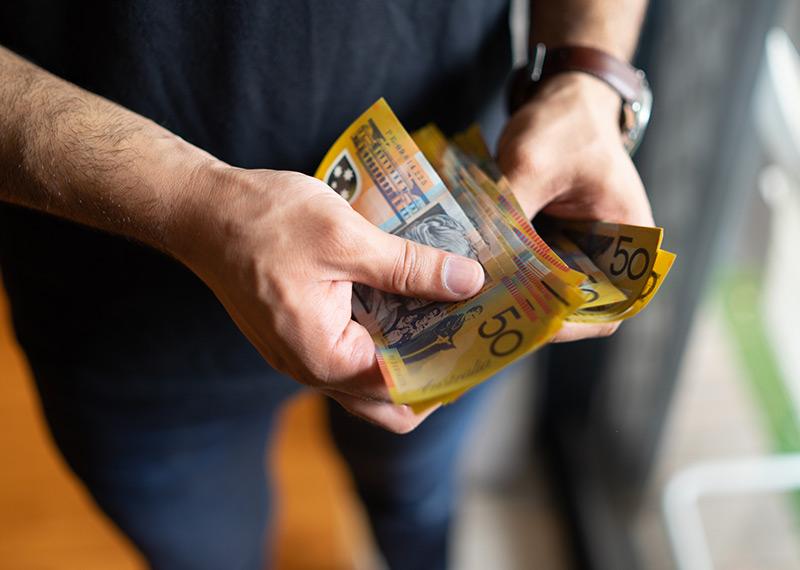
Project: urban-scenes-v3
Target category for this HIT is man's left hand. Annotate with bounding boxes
[496,73,654,342]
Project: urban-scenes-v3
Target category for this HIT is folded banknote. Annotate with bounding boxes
[316,99,674,411]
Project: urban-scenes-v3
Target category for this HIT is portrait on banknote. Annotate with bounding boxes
[353,205,481,344]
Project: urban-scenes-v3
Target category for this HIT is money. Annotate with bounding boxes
[542,220,667,322]
[546,232,627,309]
[413,125,586,317]
[316,99,675,410]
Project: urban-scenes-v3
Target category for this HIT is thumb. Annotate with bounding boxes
[346,219,484,301]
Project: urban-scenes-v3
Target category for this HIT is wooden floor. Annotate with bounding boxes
[0,286,374,569]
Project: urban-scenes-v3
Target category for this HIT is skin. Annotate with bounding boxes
[0,0,650,433]
[0,47,482,434]
[499,0,652,343]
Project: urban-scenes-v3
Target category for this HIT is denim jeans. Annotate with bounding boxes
[26,354,495,570]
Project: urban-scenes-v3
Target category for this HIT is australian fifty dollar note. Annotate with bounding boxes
[315,99,583,409]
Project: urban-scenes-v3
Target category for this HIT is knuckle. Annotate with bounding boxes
[262,274,291,307]
[322,345,345,378]
[303,349,332,386]
[309,360,333,384]
[312,333,342,381]
[343,333,376,372]
[392,239,425,292]
[321,333,363,385]
[321,347,350,385]
[268,169,305,190]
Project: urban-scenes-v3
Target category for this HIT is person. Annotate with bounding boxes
[0,1,654,569]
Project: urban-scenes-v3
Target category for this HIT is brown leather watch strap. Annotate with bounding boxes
[508,44,644,114]
[541,45,642,103]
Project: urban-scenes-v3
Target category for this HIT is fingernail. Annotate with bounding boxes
[443,257,484,296]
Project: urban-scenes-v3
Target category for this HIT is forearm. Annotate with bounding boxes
[0,45,214,254]
[531,0,648,60]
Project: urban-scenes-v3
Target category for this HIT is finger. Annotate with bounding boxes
[498,149,553,219]
[326,390,439,434]
[550,321,620,343]
[591,159,655,226]
[343,216,484,301]
[322,318,394,402]
[612,156,656,226]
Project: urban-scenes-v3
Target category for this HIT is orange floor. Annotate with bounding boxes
[0,286,375,569]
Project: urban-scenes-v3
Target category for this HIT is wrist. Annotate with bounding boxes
[510,43,652,154]
[161,153,234,267]
[526,73,621,133]
[540,72,619,110]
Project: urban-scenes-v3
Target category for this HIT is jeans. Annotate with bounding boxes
[26,355,495,570]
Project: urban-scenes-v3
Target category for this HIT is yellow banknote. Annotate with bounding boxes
[414,125,586,314]
[378,272,564,406]
[316,99,497,340]
[549,221,670,322]
[547,233,628,309]
[317,100,675,410]
[612,248,676,320]
[317,100,575,408]
[448,125,587,290]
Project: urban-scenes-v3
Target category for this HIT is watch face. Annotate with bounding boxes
[623,73,653,155]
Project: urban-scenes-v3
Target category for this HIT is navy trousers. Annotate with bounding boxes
[26,356,495,570]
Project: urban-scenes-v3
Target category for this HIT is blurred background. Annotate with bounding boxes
[2,0,800,568]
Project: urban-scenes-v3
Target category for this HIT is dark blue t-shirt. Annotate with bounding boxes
[0,1,511,374]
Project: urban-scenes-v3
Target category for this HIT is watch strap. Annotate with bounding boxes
[508,44,645,114]
[540,45,642,102]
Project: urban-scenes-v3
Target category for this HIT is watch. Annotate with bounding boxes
[508,43,653,155]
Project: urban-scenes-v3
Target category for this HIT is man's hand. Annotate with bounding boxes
[497,73,654,342]
[170,165,484,432]
[0,45,484,433]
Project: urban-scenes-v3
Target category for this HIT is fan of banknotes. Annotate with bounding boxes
[315,99,675,413]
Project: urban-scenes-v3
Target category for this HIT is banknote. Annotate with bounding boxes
[547,232,628,309]
[316,98,445,233]
[453,125,674,316]
[316,101,674,410]
[378,274,565,406]
[448,125,673,318]
[544,220,667,322]
[449,125,586,288]
[413,125,587,315]
[316,100,581,407]
[316,99,494,344]
[610,248,676,320]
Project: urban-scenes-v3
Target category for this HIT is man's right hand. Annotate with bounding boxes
[0,45,484,433]
[168,164,485,433]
